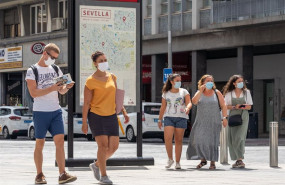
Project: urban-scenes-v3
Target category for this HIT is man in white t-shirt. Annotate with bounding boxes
[26,43,76,184]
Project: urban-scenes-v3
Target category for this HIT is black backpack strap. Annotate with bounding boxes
[29,64,38,85]
[214,89,221,111]
[51,64,59,76]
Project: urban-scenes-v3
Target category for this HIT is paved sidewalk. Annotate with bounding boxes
[0,140,284,185]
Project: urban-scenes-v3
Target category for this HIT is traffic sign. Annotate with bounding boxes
[163,68,173,83]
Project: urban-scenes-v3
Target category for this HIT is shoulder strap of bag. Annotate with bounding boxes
[51,64,59,76]
[30,64,39,85]
[111,73,117,89]
[214,90,221,111]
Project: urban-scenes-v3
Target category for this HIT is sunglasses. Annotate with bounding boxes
[46,51,58,60]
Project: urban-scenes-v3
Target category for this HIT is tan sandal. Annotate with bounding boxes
[209,163,216,170]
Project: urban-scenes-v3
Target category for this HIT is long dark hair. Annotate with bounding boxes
[162,74,181,94]
[222,74,248,95]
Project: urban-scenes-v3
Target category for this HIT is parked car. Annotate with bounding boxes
[118,102,163,142]
[28,108,92,140]
[0,106,33,139]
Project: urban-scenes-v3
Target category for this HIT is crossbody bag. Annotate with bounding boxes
[228,91,247,127]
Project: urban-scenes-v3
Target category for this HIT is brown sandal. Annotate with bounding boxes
[196,161,207,169]
[209,163,216,170]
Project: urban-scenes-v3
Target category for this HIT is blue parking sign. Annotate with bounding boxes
[163,68,173,83]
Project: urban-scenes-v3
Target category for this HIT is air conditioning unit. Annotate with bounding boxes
[51,18,64,31]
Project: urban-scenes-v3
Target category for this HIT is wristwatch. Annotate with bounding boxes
[158,119,162,123]
[222,117,228,120]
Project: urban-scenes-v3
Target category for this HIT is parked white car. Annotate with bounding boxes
[28,108,92,140]
[0,106,33,139]
[118,102,163,142]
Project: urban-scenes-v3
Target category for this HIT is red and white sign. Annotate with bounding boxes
[81,8,111,19]
[31,42,46,55]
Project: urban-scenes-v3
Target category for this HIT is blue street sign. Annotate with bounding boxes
[163,68,173,83]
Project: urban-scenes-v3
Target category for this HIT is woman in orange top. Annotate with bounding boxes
[82,51,129,184]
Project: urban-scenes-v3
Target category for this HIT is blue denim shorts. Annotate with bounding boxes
[164,117,187,129]
[33,109,64,139]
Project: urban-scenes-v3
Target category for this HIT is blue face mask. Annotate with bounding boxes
[237,82,244,89]
[205,82,214,89]
[174,82,181,89]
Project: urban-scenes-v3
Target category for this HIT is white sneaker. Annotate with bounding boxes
[165,159,174,168]
[175,162,181,169]
[99,176,113,185]
[89,162,100,181]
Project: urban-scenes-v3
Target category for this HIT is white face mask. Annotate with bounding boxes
[97,62,109,72]
[44,57,55,66]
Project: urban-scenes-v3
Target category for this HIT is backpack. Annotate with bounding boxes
[25,64,59,111]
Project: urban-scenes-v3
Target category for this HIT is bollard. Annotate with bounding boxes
[220,126,228,164]
[269,122,278,167]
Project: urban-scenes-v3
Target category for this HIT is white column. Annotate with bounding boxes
[17,5,25,36]
[151,0,161,34]
[46,0,52,32]
[192,0,203,30]
[0,73,2,105]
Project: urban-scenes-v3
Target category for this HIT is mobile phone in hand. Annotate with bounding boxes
[239,104,246,108]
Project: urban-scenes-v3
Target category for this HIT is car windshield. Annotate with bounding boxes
[144,105,161,115]
[14,109,30,117]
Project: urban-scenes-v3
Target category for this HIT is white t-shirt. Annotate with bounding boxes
[25,64,63,112]
[224,89,253,106]
[162,88,190,119]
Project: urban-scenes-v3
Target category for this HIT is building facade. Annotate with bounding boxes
[142,0,285,137]
[1,0,285,137]
[0,0,69,107]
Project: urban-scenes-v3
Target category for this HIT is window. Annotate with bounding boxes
[161,0,168,15]
[14,109,29,117]
[58,0,68,28]
[186,0,192,11]
[30,3,47,34]
[4,8,20,38]
[203,0,211,8]
[173,0,181,13]
[146,0,152,17]
[144,105,161,115]
[0,108,11,116]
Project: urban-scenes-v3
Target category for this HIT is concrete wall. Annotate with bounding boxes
[207,57,237,82]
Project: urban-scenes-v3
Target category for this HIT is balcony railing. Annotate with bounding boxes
[144,18,152,35]
[158,12,192,34]
[212,0,285,24]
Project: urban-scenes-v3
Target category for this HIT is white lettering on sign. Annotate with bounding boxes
[8,81,21,92]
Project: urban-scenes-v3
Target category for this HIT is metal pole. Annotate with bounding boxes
[67,0,75,159]
[220,126,229,164]
[168,0,172,68]
[269,121,278,167]
[137,0,143,158]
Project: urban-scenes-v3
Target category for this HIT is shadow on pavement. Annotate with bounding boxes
[68,166,149,171]
[186,168,226,171]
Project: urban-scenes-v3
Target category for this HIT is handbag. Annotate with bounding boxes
[228,91,245,127]
[228,114,243,127]
[111,74,125,114]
